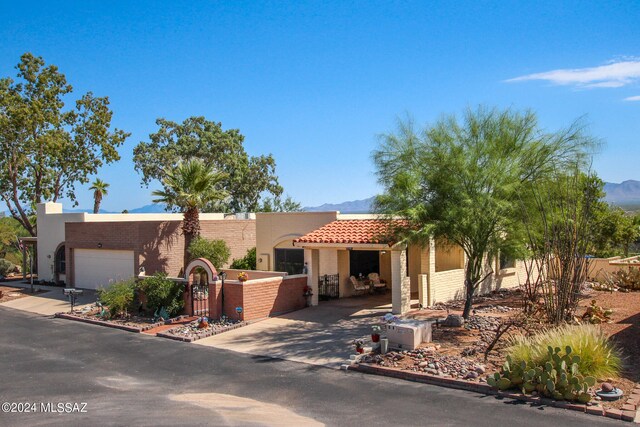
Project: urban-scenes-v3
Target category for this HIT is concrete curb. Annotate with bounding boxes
[351,363,640,422]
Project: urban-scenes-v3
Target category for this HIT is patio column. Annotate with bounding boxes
[391,247,411,314]
[304,248,319,306]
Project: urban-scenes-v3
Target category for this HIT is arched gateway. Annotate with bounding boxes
[183,258,219,317]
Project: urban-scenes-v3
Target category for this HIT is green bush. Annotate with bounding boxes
[188,237,231,268]
[507,324,621,378]
[230,247,256,270]
[98,279,136,317]
[0,259,14,277]
[137,273,184,317]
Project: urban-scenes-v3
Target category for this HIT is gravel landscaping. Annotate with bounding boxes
[355,286,640,414]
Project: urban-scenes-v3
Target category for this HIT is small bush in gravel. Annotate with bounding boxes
[137,273,184,317]
[507,324,621,378]
[98,279,136,317]
[0,258,15,277]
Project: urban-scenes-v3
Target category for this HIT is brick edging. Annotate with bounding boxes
[54,313,188,333]
[156,321,249,343]
[55,313,146,333]
[351,363,639,422]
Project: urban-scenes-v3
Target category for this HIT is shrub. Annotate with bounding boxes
[188,237,230,268]
[0,259,14,277]
[230,247,256,270]
[612,268,640,291]
[98,279,136,317]
[137,273,184,317]
[507,324,622,378]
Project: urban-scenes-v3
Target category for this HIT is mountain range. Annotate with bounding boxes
[25,180,640,215]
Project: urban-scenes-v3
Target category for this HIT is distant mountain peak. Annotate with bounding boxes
[303,196,375,213]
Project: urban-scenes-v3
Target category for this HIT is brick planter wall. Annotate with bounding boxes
[221,275,307,321]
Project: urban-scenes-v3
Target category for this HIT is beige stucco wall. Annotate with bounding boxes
[435,240,464,272]
[255,211,338,271]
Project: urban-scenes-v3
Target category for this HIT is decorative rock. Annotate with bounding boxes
[475,365,486,374]
[465,371,479,379]
[442,314,464,327]
[601,382,614,393]
[419,361,428,368]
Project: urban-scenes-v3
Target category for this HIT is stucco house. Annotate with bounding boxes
[33,202,255,289]
[256,211,533,314]
[32,202,533,317]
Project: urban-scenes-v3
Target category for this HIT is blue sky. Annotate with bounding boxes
[1,1,639,211]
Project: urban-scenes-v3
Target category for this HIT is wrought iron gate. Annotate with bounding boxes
[318,274,339,300]
[191,283,210,317]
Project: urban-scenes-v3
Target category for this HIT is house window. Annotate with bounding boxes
[55,245,66,274]
[274,249,304,275]
[499,252,515,270]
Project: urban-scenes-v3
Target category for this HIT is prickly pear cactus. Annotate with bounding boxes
[485,344,595,403]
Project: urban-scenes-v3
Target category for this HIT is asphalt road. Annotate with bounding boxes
[0,307,622,427]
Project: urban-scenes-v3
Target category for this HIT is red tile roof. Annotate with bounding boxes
[294,219,406,245]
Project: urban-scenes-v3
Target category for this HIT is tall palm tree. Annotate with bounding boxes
[152,158,228,269]
[89,179,110,214]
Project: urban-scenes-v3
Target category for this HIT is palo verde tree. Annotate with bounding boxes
[134,117,284,213]
[151,158,228,269]
[0,53,129,236]
[373,107,594,319]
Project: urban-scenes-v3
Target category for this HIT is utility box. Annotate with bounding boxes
[386,320,433,350]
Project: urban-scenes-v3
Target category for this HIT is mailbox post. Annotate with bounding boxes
[63,288,83,312]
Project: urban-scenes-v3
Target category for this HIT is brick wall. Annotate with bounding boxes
[222,276,307,321]
[65,219,255,285]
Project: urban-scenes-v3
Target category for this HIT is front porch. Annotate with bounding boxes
[292,219,470,315]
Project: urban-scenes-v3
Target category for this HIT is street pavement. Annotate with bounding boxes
[0,306,623,426]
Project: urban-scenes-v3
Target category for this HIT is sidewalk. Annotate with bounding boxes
[0,281,95,315]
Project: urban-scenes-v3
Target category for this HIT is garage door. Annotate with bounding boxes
[74,249,135,290]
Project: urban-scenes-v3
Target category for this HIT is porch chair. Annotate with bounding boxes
[349,275,370,296]
[367,273,387,293]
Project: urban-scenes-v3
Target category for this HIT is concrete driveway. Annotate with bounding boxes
[195,293,392,368]
[0,281,95,315]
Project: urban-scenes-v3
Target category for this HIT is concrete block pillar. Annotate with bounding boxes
[391,248,411,314]
[418,274,429,308]
[304,248,320,306]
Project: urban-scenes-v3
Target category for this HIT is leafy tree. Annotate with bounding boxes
[230,247,257,270]
[0,215,30,265]
[373,107,594,319]
[0,53,129,235]
[89,178,109,214]
[134,117,283,213]
[188,236,231,268]
[591,204,640,257]
[259,195,303,212]
[151,158,228,269]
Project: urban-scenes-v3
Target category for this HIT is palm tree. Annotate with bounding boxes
[89,179,110,214]
[152,158,228,269]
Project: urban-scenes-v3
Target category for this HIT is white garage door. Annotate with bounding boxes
[74,249,135,290]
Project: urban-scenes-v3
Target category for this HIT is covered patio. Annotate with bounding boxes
[294,219,413,314]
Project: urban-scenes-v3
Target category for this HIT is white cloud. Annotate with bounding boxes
[506,60,640,89]
[624,95,640,101]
